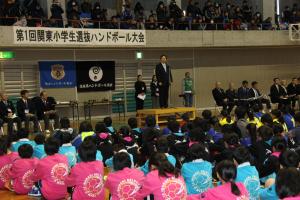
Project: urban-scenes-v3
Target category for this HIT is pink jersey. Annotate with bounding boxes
[188,182,249,200]
[284,197,300,200]
[9,158,38,194]
[106,167,145,200]
[66,161,104,200]
[135,170,187,200]
[33,154,69,200]
[0,152,19,189]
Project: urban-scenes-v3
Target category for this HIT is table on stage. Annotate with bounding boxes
[137,107,196,126]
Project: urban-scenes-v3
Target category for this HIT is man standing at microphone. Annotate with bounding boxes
[155,55,173,108]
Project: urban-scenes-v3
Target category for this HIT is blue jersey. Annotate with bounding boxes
[11,139,36,152]
[182,159,213,195]
[259,184,278,200]
[236,162,260,200]
[58,144,77,167]
[33,144,46,159]
[140,154,176,175]
[105,150,134,170]
[283,114,295,131]
[77,150,103,163]
[107,126,116,135]
[254,112,264,119]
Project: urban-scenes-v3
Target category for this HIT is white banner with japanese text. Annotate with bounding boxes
[13,27,146,46]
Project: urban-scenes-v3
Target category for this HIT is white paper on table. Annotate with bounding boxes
[137,94,146,100]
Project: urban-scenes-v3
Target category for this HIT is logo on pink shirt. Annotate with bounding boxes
[50,163,68,185]
[117,179,141,200]
[22,169,35,189]
[83,173,104,198]
[161,177,187,200]
[0,164,12,183]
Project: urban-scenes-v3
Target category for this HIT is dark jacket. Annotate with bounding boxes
[35,96,56,119]
[212,88,226,105]
[135,81,147,96]
[248,88,261,98]
[150,81,159,97]
[270,84,281,103]
[0,100,16,119]
[16,98,36,120]
[287,83,297,96]
[225,89,237,102]
[155,63,173,86]
[237,87,250,100]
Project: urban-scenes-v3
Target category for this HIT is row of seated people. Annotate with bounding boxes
[1,108,300,199]
[0,90,59,135]
[212,77,300,113]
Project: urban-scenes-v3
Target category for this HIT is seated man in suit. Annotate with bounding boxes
[287,77,298,109]
[212,81,233,112]
[248,81,271,110]
[280,79,292,107]
[237,80,250,109]
[16,90,39,133]
[0,92,21,134]
[36,91,59,133]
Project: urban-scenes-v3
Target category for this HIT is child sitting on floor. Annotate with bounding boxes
[66,139,105,200]
[9,144,38,194]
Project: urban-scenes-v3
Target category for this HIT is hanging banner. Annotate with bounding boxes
[13,27,146,46]
[76,61,115,92]
[39,61,76,88]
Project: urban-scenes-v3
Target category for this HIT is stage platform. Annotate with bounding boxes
[137,107,196,126]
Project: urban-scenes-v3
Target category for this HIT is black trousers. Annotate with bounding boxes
[217,101,235,113]
[135,97,144,110]
[43,113,60,130]
[278,98,291,109]
[23,115,39,133]
[251,98,271,109]
[159,84,169,108]
[3,117,22,135]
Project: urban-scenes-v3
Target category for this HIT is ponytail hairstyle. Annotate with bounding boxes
[118,126,131,137]
[246,123,257,145]
[216,160,241,196]
[148,152,180,178]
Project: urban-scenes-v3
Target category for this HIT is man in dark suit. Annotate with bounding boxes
[237,80,250,108]
[287,77,299,109]
[270,78,290,109]
[155,55,173,108]
[225,82,237,112]
[0,92,21,134]
[212,81,233,112]
[280,79,291,107]
[16,90,39,133]
[36,91,59,132]
[270,78,282,104]
[249,81,271,110]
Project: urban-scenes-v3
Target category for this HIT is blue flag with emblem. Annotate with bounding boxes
[39,61,76,88]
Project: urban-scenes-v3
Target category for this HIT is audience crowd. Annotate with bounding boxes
[0,83,300,199]
[0,0,299,30]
